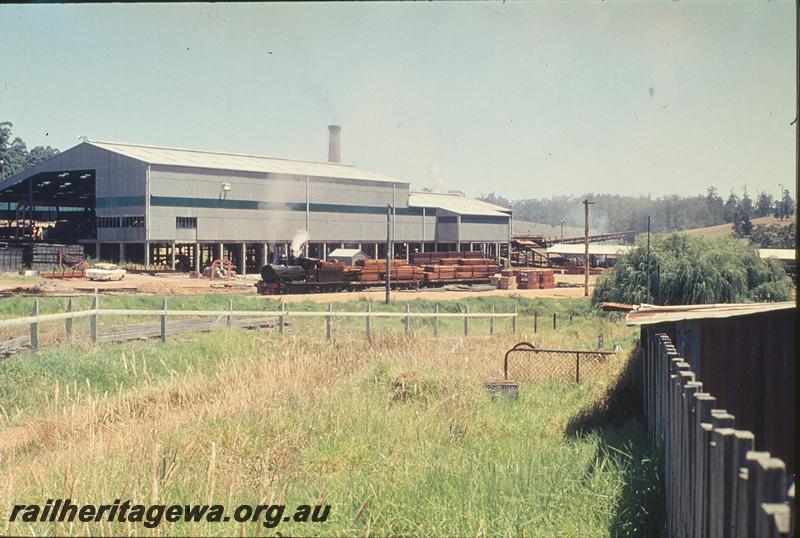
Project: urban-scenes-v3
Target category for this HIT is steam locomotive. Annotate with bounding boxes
[255,253,499,295]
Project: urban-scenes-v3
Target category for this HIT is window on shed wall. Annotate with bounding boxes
[97,216,144,228]
[176,216,197,229]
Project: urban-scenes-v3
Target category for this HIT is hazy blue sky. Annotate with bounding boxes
[1,2,795,199]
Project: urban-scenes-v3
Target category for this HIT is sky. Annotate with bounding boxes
[0,2,796,200]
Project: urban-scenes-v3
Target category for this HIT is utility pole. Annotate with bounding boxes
[646,215,651,303]
[385,203,392,305]
[582,199,594,297]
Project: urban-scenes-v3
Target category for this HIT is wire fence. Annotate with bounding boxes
[503,342,616,384]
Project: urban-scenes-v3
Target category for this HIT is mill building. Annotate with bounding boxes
[0,126,512,273]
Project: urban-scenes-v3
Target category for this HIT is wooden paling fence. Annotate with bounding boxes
[0,297,523,353]
[643,332,795,537]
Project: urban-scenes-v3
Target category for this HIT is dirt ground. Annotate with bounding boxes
[0,271,598,302]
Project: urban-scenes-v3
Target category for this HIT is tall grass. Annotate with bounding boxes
[0,304,655,536]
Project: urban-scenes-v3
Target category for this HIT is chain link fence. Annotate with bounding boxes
[503,342,616,384]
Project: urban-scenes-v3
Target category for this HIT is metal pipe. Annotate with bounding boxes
[583,198,594,297]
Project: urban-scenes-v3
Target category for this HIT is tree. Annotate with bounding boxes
[754,191,774,218]
[479,192,511,209]
[750,223,796,248]
[592,234,792,306]
[706,186,725,225]
[0,121,59,180]
[774,189,796,221]
[733,191,753,237]
[723,191,738,223]
[25,144,59,169]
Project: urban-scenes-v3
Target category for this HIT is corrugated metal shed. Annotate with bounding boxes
[408,191,510,217]
[757,248,796,261]
[626,301,795,326]
[86,141,407,184]
[546,243,633,256]
[327,248,365,257]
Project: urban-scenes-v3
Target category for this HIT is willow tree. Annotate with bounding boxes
[592,234,792,306]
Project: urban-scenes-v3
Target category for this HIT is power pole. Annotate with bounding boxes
[646,215,651,303]
[385,203,392,305]
[582,199,594,297]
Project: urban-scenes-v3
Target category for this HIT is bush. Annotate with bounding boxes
[592,234,792,306]
[749,223,796,249]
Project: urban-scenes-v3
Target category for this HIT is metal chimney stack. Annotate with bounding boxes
[328,125,341,163]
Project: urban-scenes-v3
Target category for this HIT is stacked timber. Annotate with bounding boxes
[0,245,24,271]
[423,257,499,282]
[31,244,85,271]
[319,260,345,270]
[563,264,604,276]
[356,259,424,282]
[411,251,483,265]
[423,265,457,282]
[392,264,426,281]
[515,268,556,289]
[498,276,517,290]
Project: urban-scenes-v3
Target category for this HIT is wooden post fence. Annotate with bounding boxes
[30,300,39,351]
[65,297,73,340]
[366,302,372,340]
[90,294,99,343]
[512,306,517,334]
[160,298,167,342]
[642,331,794,537]
[326,302,333,341]
[0,303,520,354]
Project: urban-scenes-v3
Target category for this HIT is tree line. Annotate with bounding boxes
[481,187,796,247]
[0,121,60,181]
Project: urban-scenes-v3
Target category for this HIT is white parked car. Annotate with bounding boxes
[86,263,127,281]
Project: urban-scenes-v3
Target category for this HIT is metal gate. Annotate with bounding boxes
[503,341,616,384]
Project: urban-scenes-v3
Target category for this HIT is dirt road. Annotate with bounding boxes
[0,271,598,301]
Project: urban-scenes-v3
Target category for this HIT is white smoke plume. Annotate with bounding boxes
[431,164,444,193]
[291,229,310,258]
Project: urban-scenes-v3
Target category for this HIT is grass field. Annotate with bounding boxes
[683,215,795,237]
[0,296,660,536]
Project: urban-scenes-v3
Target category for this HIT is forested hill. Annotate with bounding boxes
[480,188,796,236]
